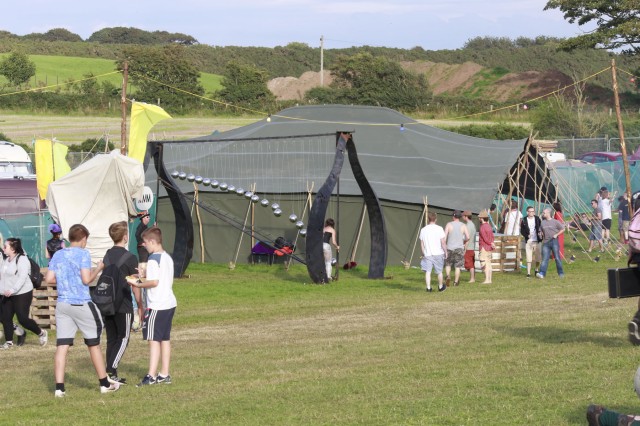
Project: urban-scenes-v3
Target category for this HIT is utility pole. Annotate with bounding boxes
[320,35,324,87]
[612,59,633,218]
[120,61,129,155]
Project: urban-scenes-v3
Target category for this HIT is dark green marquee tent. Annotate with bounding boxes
[147,105,552,271]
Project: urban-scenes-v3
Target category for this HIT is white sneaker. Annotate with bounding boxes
[100,382,120,394]
[0,341,14,349]
[54,390,65,398]
[39,330,48,346]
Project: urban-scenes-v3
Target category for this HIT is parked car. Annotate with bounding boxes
[576,152,624,164]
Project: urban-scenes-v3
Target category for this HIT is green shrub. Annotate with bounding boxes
[67,137,114,152]
[441,123,529,140]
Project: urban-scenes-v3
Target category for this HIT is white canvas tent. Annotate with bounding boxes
[47,151,144,262]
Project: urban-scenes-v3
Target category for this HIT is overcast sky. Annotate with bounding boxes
[4,0,593,50]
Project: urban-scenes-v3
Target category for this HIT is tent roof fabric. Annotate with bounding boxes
[164,105,527,213]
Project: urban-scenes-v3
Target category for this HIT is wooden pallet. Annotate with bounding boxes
[492,236,521,272]
[474,235,522,273]
[32,278,57,329]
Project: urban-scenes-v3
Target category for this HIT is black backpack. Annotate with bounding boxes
[16,254,44,289]
[91,253,133,316]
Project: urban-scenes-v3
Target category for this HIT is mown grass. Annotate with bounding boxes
[1,238,639,425]
[0,54,223,94]
[0,114,260,146]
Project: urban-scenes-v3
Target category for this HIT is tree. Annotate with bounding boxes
[544,0,640,54]
[217,61,275,110]
[0,52,36,87]
[89,27,198,45]
[41,28,83,42]
[531,77,609,137]
[118,45,204,111]
[24,28,83,42]
[308,53,431,110]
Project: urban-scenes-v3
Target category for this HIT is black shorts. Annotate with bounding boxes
[602,219,612,230]
[142,307,175,342]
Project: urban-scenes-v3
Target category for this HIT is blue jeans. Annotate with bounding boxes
[539,238,564,277]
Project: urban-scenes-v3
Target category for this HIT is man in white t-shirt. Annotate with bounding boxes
[597,187,613,244]
[504,200,523,236]
[127,227,177,387]
[419,212,448,292]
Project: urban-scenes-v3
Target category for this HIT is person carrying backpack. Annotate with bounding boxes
[0,237,48,349]
[100,221,141,385]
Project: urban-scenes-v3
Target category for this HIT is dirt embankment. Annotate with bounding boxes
[268,71,333,101]
[268,62,575,104]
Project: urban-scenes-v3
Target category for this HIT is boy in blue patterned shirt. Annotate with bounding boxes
[46,224,119,397]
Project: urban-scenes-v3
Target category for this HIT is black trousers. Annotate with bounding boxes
[104,312,132,374]
[1,291,41,342]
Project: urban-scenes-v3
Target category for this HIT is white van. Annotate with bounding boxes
[0,141,35,178]
[540,152,567,163]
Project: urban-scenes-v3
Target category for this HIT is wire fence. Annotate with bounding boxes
[555,136,640,160]
[27,151,97,170]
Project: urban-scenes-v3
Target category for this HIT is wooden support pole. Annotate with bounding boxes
[120,61,129,155]
[611,59,634,219]
[193,182,205,263]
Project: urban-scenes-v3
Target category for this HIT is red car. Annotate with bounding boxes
[576,152,624,163]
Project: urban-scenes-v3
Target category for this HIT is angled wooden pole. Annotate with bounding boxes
[120,61,128,155]
[611,59,633,219]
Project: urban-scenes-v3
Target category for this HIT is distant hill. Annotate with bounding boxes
[0,30,638,106]
[268,62,626,106]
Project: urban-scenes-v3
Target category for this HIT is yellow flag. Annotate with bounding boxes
[128,102,172,163]
[53,143,71,180]
[35,139,53,200]
[35,139,72,200]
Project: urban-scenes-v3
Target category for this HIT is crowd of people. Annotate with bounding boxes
[0,212,177,397]
[417,186,635,289]
[418,201,570,288]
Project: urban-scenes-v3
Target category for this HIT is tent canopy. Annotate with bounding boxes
[168,105,530,213]
[47,151,144,262]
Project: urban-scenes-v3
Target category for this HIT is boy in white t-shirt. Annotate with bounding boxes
[126,227,177,387]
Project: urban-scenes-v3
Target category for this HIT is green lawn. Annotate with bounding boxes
[0,54,223,94]
[1,237,639,425]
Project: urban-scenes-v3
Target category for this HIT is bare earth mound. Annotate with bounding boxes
[489,70,573,103]
[400,61,485,95]
[268,71,333,100]
[267,62,574,104]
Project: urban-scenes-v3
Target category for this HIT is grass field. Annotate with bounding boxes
[1,240,639,425]
[0,54,223,94]
[0,114,530,148]
[0,114,260,146]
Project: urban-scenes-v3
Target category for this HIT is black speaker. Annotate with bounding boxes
[608,267,640,298]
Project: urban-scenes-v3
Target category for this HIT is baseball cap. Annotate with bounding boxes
[48,223,62,234]
[462,210,472,217]
[453,210,462,218]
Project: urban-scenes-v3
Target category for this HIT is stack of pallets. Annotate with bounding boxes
[31,277,57,330]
